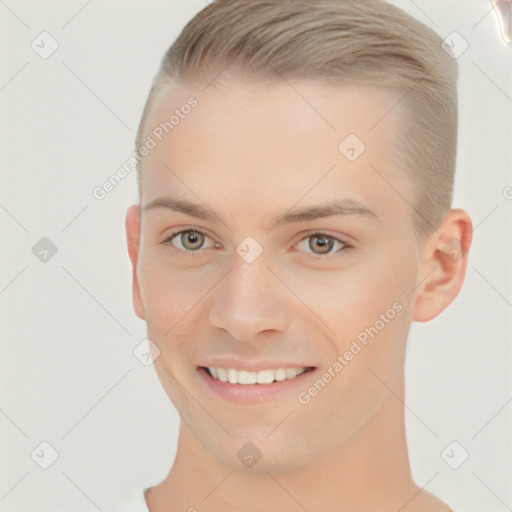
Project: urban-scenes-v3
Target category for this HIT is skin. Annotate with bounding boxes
[125,77,472,511]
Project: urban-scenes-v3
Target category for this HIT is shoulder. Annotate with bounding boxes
[399,487,453,512]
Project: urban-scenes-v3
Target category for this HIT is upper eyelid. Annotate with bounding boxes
[162,227,213,244]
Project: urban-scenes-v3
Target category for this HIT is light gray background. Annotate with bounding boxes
[1,0,511,510]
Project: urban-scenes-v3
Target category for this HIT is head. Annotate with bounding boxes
[126,0,472,474]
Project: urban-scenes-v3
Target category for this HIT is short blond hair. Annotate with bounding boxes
[136,0,459,239]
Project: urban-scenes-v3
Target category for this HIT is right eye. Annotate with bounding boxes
[163,229,208,252]
[161,228,219,253]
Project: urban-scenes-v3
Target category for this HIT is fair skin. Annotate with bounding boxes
[126,78,472,511]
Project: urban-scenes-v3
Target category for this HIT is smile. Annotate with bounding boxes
[205,366,310,385]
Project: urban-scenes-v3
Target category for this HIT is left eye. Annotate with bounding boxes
[162,230,349,257]
[295,232,349,256]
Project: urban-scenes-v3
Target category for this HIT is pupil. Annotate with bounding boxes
[312,235,333,254]
[183,232,203,249]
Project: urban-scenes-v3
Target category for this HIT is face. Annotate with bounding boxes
[127,78,424,474]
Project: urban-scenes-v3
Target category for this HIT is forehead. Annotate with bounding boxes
[140,79,411,226]
[144,78,404,151]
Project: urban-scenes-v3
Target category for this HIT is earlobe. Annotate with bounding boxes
[125,205,146,320]
[412,209,473,322]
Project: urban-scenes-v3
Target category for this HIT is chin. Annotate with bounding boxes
[205,431,317,475]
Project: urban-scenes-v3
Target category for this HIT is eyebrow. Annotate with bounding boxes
[143,196,380,230]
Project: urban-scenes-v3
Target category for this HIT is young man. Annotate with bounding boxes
[124,1,472,510]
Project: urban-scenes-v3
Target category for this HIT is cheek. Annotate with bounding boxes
[317,246,417,363]
[137,251,222,335]
[348,242,416,308]
[138,254,189,329]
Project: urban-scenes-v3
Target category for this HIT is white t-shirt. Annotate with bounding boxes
[112,488,150,511]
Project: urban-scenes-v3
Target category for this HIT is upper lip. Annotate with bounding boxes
[199,359,316,372]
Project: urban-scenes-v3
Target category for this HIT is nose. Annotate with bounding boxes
[208,253,291,342]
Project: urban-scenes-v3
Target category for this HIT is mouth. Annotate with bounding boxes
[198,365,316,404]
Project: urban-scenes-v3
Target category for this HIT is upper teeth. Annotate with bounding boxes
[207,367,307,385]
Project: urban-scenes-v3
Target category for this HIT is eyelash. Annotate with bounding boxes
[161,228,352,260]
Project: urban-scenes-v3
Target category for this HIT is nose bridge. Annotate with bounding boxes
[208,249,290,339]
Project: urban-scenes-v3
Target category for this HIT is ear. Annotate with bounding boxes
[125,205,146,320]
[412,208,473,322]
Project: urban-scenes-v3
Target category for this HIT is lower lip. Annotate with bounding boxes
[198,366,316,405]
